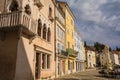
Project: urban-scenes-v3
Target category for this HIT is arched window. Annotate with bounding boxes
[37,19,42,37]
[47,28,51,42]
[9,0,19,12]
[43,24,47,40]
[49,7,52,17]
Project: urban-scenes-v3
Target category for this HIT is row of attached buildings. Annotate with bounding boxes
[0,0,87,80]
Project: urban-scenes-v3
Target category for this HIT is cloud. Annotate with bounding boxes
[59,0,120,49]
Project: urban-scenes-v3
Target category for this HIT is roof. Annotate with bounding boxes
[85,46,96,51]
[57,1,76,20]
[112,50,120,55]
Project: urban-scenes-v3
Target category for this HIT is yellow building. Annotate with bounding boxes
[58,1,77,74]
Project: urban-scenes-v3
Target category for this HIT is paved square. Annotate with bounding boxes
[54,69,120,80]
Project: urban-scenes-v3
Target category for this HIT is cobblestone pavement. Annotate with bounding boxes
[54,69,120,80]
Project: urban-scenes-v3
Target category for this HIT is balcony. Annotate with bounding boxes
[0,11,37,36]
[57,49,68,57]
[66,48,78,57]
[34,0,44,9]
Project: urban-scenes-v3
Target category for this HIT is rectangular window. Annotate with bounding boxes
[42,53,51,69]
[62,45,64,50]
[57,43,60,49]
[57,26,59,36]
[47,55,50,69]
[68,42,70,49]
[42,54,46,69]
[68,60,70,70]
[71,19,73,25]
[73,61,74,69]
[35,53,41,79]
[72,45,74,49]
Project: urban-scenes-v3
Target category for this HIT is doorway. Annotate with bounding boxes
[35,53,41,79]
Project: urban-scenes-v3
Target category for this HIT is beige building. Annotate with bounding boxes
[0,0,55,80]
[100,46,112,69]
[55,1,66,77]
[100,53,107,67]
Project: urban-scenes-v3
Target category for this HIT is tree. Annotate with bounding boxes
[116,47,120,51]
[84,41,87,47]
[94,42,105,53]
[109,47,112,51]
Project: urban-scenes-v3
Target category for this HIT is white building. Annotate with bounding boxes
[74,28,85,71]
[86,47,96,68]
[111,52,120,66]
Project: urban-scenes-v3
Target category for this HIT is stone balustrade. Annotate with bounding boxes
[0,11,37,34]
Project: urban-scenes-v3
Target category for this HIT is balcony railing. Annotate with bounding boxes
[66,48,78,57]
[0,11,37,34]
[57,49,68,57]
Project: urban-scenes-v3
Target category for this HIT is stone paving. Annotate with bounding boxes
[54,69,120,80]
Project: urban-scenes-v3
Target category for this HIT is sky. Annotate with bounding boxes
[59,0,120,49]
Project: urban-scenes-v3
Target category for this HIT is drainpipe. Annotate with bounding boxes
[54,1,57,78]
[4,0,7,13]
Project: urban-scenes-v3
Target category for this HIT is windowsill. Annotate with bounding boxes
[41,68,51,71]
[36,35,51,44]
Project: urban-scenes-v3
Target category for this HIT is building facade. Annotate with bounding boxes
[0,0,55,80]
[100,53,107,67]
[55,1,66,77]
[74,28,85,71]
[110,52,119,66]
[58,1,77,74]
[85,48,96,68]
[81,42,86,71]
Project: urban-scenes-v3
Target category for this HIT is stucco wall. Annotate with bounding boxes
[0,32,18,80]
[14,36,35,80]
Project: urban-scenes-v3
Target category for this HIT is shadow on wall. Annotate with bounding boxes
[0,31,34,80]
[15,34,34,80]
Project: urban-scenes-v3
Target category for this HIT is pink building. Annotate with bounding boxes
[0,0,55,80]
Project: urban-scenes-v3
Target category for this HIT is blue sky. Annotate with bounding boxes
[59,0,120,49]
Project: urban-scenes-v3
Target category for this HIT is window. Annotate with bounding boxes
[67,27,69,34]
[72,31,74,38]
[35,53,41,79]
[57,26,59,36]
[49,7,52,17]
[47,55,50,68]
[62,45,64,50]
[9,0,19,12]
[38,19,42,37]
[57,43,60,49]
[68,42,70,49]
[42,53,51,69]
[43,24,47,40]
[42,54,46,69]
[73,61,74,69]
[71,19,74,25]
[47,28,51,42]
[68,60,70,70]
